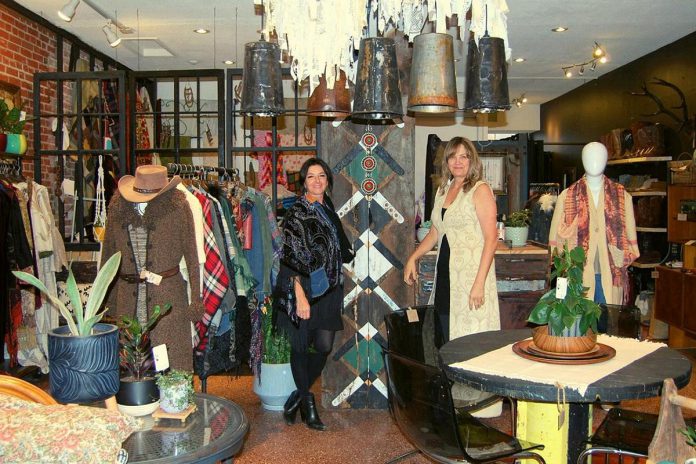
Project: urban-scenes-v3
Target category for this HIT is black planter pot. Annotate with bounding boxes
[117,376,159,406]
[47,323,119,403]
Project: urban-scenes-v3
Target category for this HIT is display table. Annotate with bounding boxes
[123,393,248,463]
[440,329,691,464]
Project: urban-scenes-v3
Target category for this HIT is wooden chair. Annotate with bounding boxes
[576,378,696,463]
[0,374,118,410]
[0,374,57,405]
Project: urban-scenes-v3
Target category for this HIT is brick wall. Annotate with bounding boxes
[0,3,57,183]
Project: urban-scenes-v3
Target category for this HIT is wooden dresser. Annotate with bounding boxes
[417,242,549,329]
[654,265,696,344]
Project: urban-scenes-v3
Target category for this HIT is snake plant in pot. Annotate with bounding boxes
[116,303,171,416]
[12,252,122,403]
[253,297,295,411]
[527,244,602,353]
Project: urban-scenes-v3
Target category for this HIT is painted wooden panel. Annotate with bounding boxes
[321,119,415,409]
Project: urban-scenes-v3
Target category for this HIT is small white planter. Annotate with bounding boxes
[416,227,430,242]
[504,226,529,247]
[159,383,191,413]
[253,362,297,411]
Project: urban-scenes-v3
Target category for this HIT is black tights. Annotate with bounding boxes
[290,329,335,396]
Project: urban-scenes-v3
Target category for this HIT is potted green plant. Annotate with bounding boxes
[417,220,432,242]
[527,244,602,353]
[0,98,27,155]
[156,369,195,414]
[116,303,171,416]
[252,298,296,411]
[504,209,531,247]
[12,252,122,403]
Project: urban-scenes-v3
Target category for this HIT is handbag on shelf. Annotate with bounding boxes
[669,151,696,185]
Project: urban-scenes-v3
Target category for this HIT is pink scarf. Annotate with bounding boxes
[560,176,638,302]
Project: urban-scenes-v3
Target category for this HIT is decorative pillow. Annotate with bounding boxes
[0,393,138,463]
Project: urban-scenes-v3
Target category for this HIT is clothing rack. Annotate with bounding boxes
[166,163,240,182]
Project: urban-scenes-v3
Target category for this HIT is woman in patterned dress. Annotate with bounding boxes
[404,136,500,341]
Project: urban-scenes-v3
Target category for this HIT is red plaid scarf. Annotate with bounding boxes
[193,192,230,353]
[562,176,638,301]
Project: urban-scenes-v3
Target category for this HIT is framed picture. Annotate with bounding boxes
[0,80,21,110]
[480,153,507,194]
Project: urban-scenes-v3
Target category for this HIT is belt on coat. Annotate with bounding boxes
[119,266,180,284]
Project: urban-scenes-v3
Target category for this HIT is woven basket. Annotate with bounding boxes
[670,152,696,185]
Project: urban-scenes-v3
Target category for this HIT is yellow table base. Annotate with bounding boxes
[516,400,593,464]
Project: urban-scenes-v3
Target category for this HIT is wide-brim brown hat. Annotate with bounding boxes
[118,164,181,203]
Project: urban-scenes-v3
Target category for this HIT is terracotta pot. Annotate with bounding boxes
[532,325,597,354]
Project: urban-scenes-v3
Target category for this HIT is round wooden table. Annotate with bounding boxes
[440,329,692,464]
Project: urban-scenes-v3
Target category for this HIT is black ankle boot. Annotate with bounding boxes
[283,390,301,425]
[300,393,327,431]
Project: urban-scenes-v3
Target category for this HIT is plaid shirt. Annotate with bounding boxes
[193,192,230,353]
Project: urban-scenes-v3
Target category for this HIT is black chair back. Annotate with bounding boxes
[384,351,545,463]
[384,305,444,366]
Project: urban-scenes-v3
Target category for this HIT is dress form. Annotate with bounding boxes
[582,142,608,208]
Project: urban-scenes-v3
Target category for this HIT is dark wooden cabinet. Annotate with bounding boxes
[416,243,549,329]
[655,265,696,335]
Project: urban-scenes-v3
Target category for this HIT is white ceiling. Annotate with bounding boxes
[15,0,696,105]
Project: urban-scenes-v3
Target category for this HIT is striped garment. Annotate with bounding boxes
[193,192,230,353]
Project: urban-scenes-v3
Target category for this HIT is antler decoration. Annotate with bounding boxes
[631,78,690,133]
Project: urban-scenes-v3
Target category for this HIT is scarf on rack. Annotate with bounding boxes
[560,176,638,301]
[274,196,344,326]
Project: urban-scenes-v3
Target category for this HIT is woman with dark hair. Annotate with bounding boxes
[274,158,354,431]
[404,137,500,341]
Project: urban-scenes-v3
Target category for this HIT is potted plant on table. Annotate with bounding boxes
[12,252,122,403]
[0,98,27,155]
[504,208,531,247]
[252,297,295,411]
[116,303,171,416]
[156,369,195,414]
[527,244,602,353]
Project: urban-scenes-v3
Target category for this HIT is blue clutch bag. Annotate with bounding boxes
[309,268,329,298]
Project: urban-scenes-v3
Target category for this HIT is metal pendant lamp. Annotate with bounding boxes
[307,70,351,117]
[408,33,457,113]
[464,6,510,113]
[352,37,404,120]
[240,39,285,117]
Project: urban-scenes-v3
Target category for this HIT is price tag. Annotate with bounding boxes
[406,308,419,323]
[678,213,687,221]
[152,344,169,372]
[555,277,568,299]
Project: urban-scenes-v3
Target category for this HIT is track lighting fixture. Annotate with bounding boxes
[511,93,528,107]
[561,41,608,78]
[102,22,122,47]
[58,0,80,22]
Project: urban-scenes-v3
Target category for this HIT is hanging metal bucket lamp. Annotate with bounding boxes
[240,39,285,117]
[307,70,351,117]
[408,33,457,113]
[352,37,404,120]
[464,33,510,113]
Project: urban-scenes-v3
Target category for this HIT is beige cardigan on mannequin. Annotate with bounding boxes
[549,178,639,305]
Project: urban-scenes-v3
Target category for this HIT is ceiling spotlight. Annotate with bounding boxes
[514,57,526,63]
[194,28,210,34]
[599,56,608,64]
[223,60,235,65]
[58,0,80,22]
[552,26,568,32]
[188,59,199,65]
[515,100,522,108]
[592,42,605,58]
[522,96,528,103]
[590,61,597,71]
[563,68,572,78]
[579,65,585,75]
[102,23,121,47]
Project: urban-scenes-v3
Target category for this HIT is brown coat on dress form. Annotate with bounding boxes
[101,188,204,371]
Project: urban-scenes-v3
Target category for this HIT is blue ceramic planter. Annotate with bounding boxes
[48,323,120,403]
